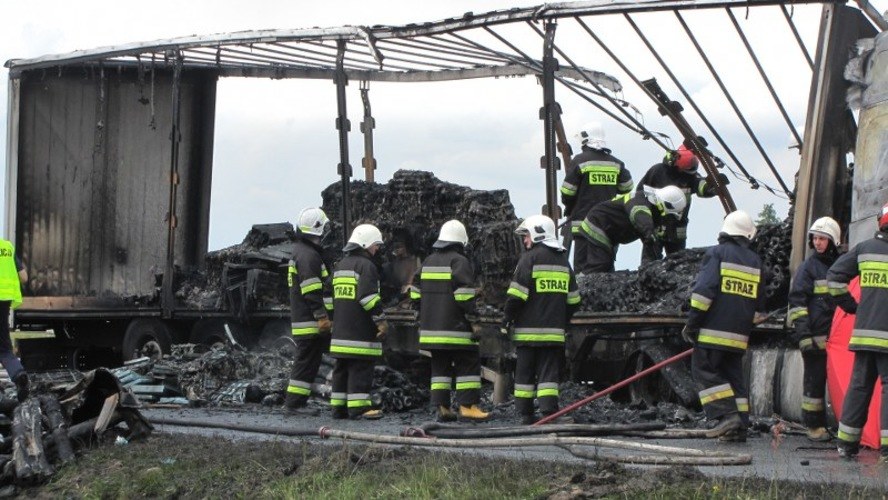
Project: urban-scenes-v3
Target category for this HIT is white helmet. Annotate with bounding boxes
[343,224,383,251]
[297,207,329,237]
[721,210,757,240]
[575,121,606,149]
[644,185,687,219]
[808,216,840,244]
[433,220,468,249]
[515,214,562,250]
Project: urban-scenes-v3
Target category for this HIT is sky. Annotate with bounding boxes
[3,1,885,270]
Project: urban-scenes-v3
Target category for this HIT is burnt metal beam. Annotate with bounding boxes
[359,81,377,183]
[335,41,353,243]
[726,8,802,147]
[524,21,670,150]
[781,4,816,69]
[540,21,561,221]
[791,4,877,269]
[163,55,184,319]
[641,78,736,213]
[623,13,757,190]
[674,11,792,197]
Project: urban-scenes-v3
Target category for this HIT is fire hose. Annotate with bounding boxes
[534,348,694,426]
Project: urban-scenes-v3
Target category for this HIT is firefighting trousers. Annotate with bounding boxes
[580,243,615,274]
[514,345,562,416]
[0,302,24,381]
[837,350,888,448]
[801,350,827,428]
[285,333,330,408]
[572,236,589,273]
[331,357,376,418]
[691,346,749,424]
[430,349,482,407]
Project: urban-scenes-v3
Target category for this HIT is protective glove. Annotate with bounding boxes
[716,172,730,186]
[681,325,699,344]
[317,316,332,334]
[500,320,513,338]
[376,321,389,340]
[644,233,659,247]
[753,312,770,325]
[798,335,817,352]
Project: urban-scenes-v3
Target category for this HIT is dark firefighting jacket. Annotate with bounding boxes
[561,147,633,231]
[503,244,580,346]
[636,162,717,241]
[330,249,384,359]
[580,191,663,256]
[409,244,478,350]
[788,250,837,350]
[288,237,332,337]
[687,235,766,352]
[827,231,888,353]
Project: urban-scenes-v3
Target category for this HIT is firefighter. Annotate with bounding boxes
[502,215,580,424]
[410,220,489,422]
[577,185,687,273]
[284,208,333,416]
[787,216,841,441]
[829,201,888,460]
[329,224,387,420]
[682,210,767,442]
[561,122,634,271]
[636,144,727,262]
[0,238,29,402]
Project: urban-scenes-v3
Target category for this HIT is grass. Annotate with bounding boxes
[30,433,888,499]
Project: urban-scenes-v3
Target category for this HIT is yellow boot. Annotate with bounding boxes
[806,427,831,442]
[437,406,457,422]
[357,409,383,420]
[459,404,490,422]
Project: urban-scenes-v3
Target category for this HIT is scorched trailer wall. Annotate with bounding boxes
[7,66,218,358]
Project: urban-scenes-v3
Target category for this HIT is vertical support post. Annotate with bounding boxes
[5,78,20,242]
[360,81,377,183]
[791,5,876,271]
[335,40,352,243]
[539,21,562,221]
[163,55,183,319]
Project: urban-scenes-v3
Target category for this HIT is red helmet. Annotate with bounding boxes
[673,145,699,172]
[880,201,888,230]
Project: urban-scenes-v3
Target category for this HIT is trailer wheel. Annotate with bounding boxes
[258,319,290,350]
[189,319,251,349]
[123,319,172,361]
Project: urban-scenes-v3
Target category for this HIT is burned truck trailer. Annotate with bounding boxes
[6,67,227,363]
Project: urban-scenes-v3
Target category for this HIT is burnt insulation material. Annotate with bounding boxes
[577,219,793,315]
[321,170,522,306]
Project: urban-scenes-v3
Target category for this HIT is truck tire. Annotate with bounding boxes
[258,319,290,349]
[122,319,172,361]
[190,319,250,349]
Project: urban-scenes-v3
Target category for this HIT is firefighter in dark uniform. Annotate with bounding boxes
[787,216,841,441]
[683,210,767,442]
[829,201,888,460]
[284,208,333,415]
[636,144,726,262]
[0,238,29,402]
[502,215,580,424]
[409,220,489,422]
[577,185,687,273]
[329,224,387,420]
[561,122,634,271]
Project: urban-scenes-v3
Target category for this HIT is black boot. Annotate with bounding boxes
[837,440,859,459]
[13,373,29,403]
[704,413,742,438]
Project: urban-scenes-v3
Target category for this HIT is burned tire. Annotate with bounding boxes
[122,319,172,361]
[258,319,291,350]
[190,319,250,349]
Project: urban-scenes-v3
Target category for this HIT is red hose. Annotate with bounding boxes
[533,347,694,426]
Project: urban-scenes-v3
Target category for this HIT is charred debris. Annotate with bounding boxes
[0,369,152,492]
[176,169,793,318]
